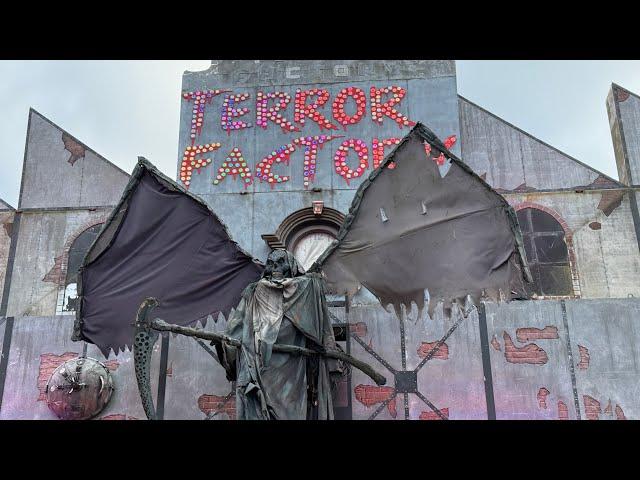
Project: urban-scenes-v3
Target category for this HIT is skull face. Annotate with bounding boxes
[264,249,293,280]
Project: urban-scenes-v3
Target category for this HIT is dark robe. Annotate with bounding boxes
[217,272,341,420]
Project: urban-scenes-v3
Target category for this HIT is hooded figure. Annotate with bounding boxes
[216,249,344,420]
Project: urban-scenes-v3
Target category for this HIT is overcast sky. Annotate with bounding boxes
[1,60,639,207]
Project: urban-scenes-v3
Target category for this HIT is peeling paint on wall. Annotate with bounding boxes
[62,132,86,166]
[419,407,449,420]
[42,254,65,284]
[583,395,601,420]
[417,341,449,360]
[516,326,559,343]
[353,384,397,418]
[537,387,550,409]
[503,332,548,365]
[577,345,590,370]
[197,393,236,419]
[597,190,624,216]
[100,414,139,420]
[557,401,569,419]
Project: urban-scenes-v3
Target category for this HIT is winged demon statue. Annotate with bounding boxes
[72,123,531,420]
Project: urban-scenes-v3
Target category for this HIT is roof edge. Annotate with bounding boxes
[28,108,131,179]
[458,95,624,188]
[611,82,640,103]
[0,198,15,211]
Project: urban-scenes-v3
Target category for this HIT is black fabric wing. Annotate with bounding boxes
[312,123,531,317]
[72,158,264,356]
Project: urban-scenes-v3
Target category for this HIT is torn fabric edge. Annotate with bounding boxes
[72,157,264,356]
[310,122,532,316]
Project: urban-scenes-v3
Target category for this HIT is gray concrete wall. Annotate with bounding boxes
[486,298,640,420]
[5,208,112,317]
[3,297,638,420]
[459,96,615,191]
[19,110,129,210]
[486,300,577,419]
[0,209,14,307]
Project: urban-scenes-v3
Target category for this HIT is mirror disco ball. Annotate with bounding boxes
[45,356,114,420]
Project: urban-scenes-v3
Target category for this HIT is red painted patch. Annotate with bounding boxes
[598,190,624,217]
[349,322,368,338]
[103,360,119,372]
[198,394,236,420]
[503,332,548,365]
[583,395,601,420]
[100,414,139,420]
[62,132,86,165]
[417,341,449,360]
[615,405,626,420]
[42,254,65,284]
[577,345,590,370]
[354,384,397,418]
[516,326,559,343]
[419,407,449,420]
[2,221,12,237]
[557,401,569,420]
[37,352,79,401]
[537,387,550,409]
[588,222,601,230]
[491,336,501,351]
[616,87,630,102]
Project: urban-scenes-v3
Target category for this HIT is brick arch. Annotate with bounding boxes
[43,212,110,286]
[514,202,581,298]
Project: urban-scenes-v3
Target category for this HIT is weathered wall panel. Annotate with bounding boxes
[486,300,577,420]
[163,317,233,420]
[459,97,608,191]
[0,315,160,420]
[0,316,82,419]
[6,209,112,317]
[0,210,14,305]
[503,192,640,298]
[565,299,640,420]
[19,110,129,210]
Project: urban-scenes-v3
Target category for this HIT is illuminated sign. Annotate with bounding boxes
[177,61,460,195]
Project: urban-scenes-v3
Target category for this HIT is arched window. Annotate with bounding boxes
[516,208,573,297]
[262,206,344,271]
[60,224,103,313]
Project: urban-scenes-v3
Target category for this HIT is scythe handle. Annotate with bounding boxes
[150,318,387,386]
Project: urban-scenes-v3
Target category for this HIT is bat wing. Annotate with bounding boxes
[312,123,531,317]
[72,158,264,356]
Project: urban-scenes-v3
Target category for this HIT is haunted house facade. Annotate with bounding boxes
[0,61,639,420]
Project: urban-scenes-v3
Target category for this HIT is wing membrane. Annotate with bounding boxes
[313,123,530,317]
[73,158,263,355]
